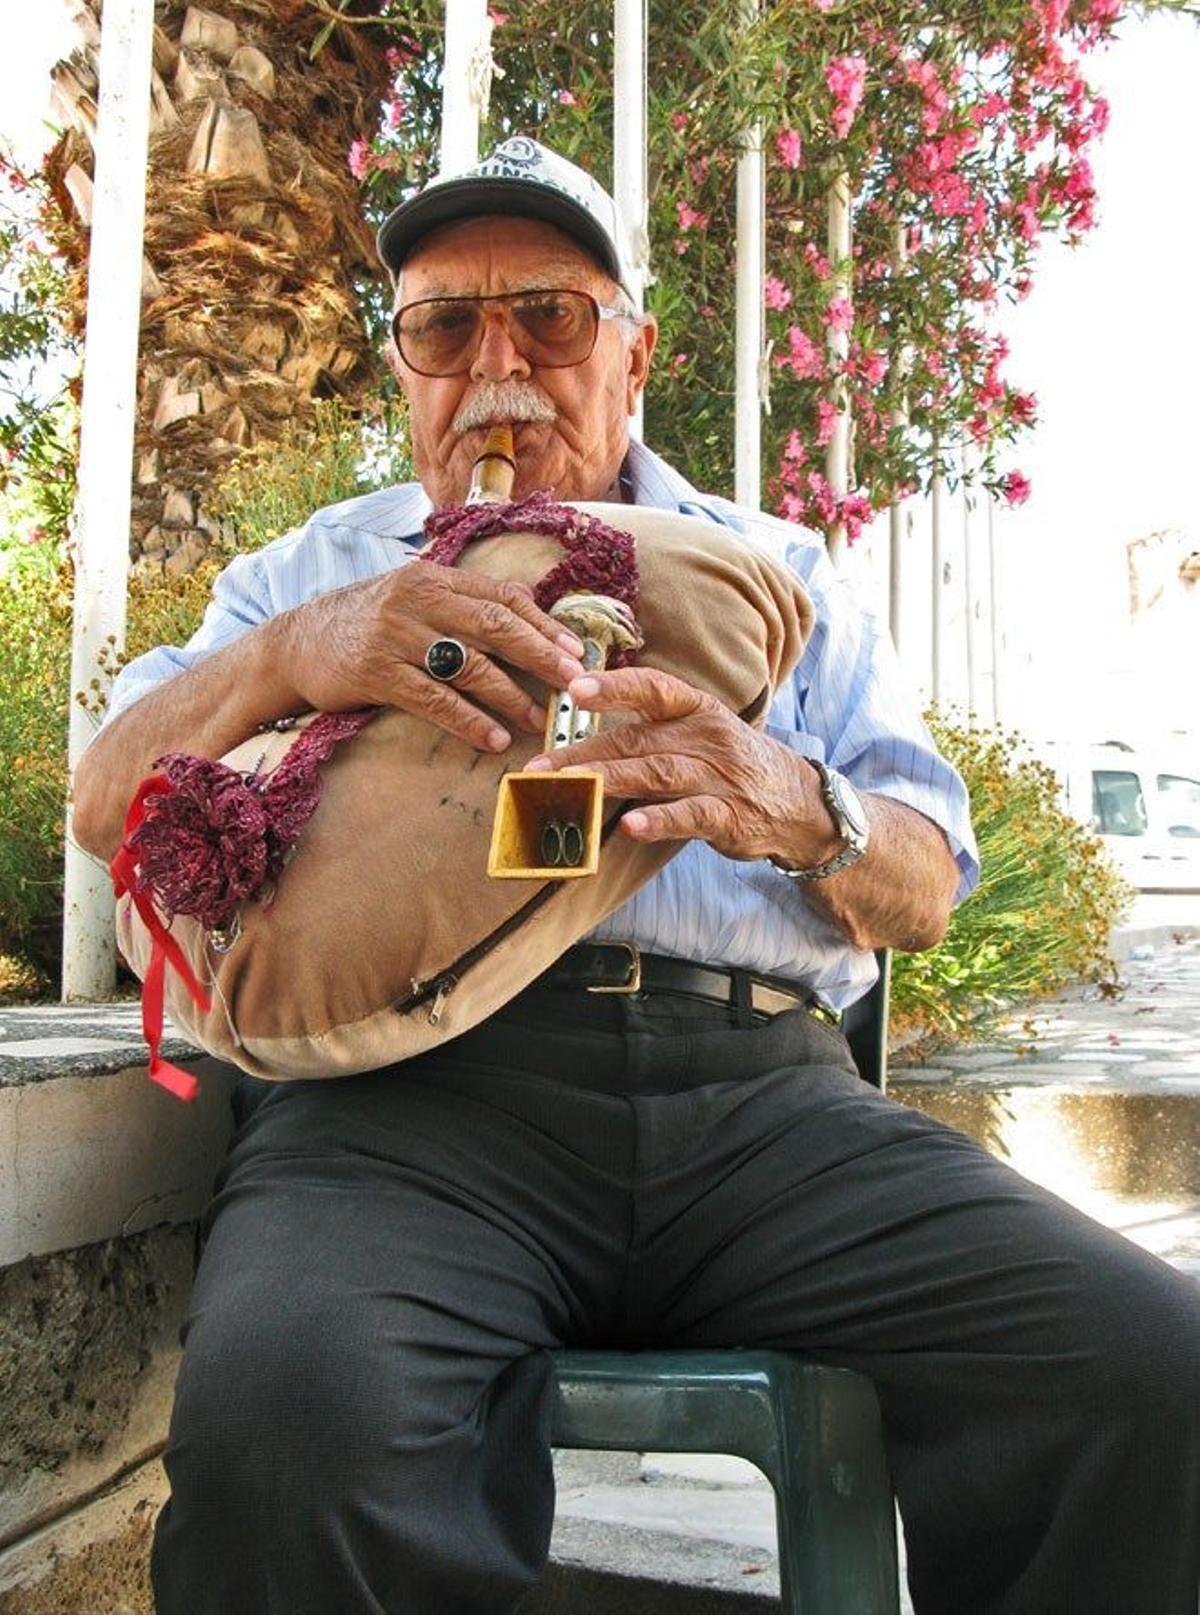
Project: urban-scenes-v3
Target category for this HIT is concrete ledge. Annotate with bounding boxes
[0,1226,191,1549]
[0,1046,235,1267]
[0,1456,161,1614]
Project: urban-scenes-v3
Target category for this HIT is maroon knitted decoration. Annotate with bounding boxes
[127,494,638,939]
[132,710,375,933]
[423,491,641,666]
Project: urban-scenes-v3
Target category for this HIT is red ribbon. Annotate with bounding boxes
[110,774,212,1103]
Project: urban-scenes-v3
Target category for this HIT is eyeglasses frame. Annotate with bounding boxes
[390,286,638,378]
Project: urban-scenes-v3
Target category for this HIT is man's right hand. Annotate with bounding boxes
[71,557,587,863]
[277,559,587,753]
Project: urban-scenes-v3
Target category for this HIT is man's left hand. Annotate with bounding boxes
[525,667,813,863]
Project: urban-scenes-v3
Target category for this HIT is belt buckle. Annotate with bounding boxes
[587,941,642,994]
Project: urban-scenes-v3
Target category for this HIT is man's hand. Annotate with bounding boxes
[278,560,587,753]
[71,560,587,863]
[525,665,961,953]
[524,666,831,863]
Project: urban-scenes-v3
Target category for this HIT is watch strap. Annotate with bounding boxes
[772,760,869,883]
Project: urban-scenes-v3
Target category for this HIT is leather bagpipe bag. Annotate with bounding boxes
[116,504,813,1080]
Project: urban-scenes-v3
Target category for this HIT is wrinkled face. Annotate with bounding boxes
[388,215,657,508]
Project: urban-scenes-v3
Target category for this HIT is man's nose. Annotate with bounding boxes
[470,308,532,381]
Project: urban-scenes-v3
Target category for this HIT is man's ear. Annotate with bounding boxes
[625,314,658,414]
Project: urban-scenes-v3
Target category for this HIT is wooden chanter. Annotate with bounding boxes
[469,426,641,879]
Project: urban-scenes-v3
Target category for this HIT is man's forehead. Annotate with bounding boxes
[397,214,611,298]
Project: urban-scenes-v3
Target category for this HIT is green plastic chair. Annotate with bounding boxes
[548,952,899,1614]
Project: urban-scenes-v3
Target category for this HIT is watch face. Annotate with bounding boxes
[828,771,870,842]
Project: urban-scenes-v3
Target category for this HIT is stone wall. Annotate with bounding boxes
[0,1027,233,1611]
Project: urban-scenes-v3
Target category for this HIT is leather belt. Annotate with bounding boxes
[537,942,816,1019]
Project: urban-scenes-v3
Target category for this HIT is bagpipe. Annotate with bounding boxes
[111,429,813,1092]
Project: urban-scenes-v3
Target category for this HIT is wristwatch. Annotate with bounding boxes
[772,759,870,882]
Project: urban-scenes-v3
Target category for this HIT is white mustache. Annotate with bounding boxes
[453,381,558,434]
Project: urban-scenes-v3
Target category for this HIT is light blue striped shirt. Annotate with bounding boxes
[107,439,978,1007]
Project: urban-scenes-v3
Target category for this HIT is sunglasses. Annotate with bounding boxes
[391,288,633,378]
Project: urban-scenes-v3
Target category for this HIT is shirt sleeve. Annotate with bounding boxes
[769,536,980,904]
[104,546,275,726]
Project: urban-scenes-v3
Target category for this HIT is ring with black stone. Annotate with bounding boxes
[424,637,469,683]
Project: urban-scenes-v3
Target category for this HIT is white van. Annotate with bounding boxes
[1050,743,1200,892]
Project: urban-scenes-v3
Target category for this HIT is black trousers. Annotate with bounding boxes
[152,983,1200,1615]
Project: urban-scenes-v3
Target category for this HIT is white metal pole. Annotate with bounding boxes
[613,0,648,440]
[962,444,978,718]
[62,0,155,1002]
[825,172,852,562]
[888,500,904,647]
[887,220,908,646]
[930,449,944,706]
[987,482,1001,725]
[733,0,763,508]
[440,0,490,176]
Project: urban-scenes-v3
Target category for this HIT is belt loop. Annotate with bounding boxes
[730,969,754,1030]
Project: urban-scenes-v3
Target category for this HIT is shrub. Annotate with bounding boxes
[0,557,232,975]
[207,398,410,554]
[0,403,410,984]
[890,713,1134,1047]
[0,561,72,974]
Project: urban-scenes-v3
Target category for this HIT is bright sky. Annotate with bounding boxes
[0,4,78,170]
[3,5,1198,748]
[1007,11,1200,547]
[995,9,1200,748]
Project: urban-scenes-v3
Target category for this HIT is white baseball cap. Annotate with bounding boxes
[377,136,637,298]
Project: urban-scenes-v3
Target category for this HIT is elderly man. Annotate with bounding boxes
[74,139,1198,1615]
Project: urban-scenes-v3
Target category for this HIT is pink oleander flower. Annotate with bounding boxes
[815,398,839,446]
[930,172,972,218]
[671,112,689,131]
[670,352,689,374]
[1002,471,1032,507]
[487,8,509,23]
[764,275,792,311]
[1015,199,1041,242]
[348,137,371,181]
[778,327,824,379]
[1035,0,1070,31]
[826,55,868,140]
[676,200,709,231]
[776,128,803,170]
[841,493,875,541]
[385,97,406,129]
[1009,391,1038,428]
[862,349,889,386]
[824,296,854,333]
[556,89,577,106]
[783,428,807,464]
[805,470,838,524]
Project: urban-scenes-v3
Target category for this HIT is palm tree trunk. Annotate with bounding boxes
[45,0,392,573]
